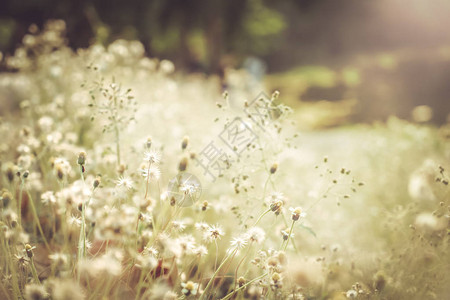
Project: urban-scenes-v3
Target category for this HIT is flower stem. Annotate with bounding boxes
[18,179,24,227]
[26,190,50,251]
[30,257,41,284]
[220,272,268,300]
[253,208,271,227]
[200,248,238,300]
[282,220,296,251]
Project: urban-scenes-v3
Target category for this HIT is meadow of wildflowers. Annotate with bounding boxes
[0,20,449,300]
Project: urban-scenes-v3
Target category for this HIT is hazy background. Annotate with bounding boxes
[2,0,450,125]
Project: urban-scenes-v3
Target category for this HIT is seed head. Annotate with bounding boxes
[24,283,47,300]
[146,137,152,149]
[77,151,87,166]
[346,289,358,298]
[5,164,17,183]
[178,157,188,172]
[238,276,246,287]
[181,281,198,296]
[373,271,387,291]
[93,175,102,188]
[1,190,12,208]
[143,150,161,164]
[56,165,64,180]
[117,164,126,175]
[270,163,278,174]
[25,244,35,258]
[181,136,189,150]
[272,90,280,100]
[289,207,306,221]
[246,227,266,244]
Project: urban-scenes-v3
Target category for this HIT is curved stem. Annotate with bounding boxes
[144,161,152,201]
[30,257,41,284]
[18,179,24,227]
[200,248,238,300]
[282,220,296,251]
[233,242,253,290]
[220,272,268,300]
[253,208,271,227]
[26,190,50,251]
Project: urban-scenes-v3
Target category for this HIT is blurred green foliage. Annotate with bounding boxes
[1,0,286,73]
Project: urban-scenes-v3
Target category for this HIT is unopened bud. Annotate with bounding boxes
[93,175,101,188]
[238,276,246,287]
[25,244,34,258]
[270,163,278,174]
[272,90,280,100]
[181,136,189,150]
[77,151,87,165]
[178,157,188,172]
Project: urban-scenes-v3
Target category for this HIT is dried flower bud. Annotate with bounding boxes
[238,276,246,287]
[181,136,189,150]
[55,165,64,180]
[77,151,87,165]
[290,207,306,221]
[146,137,152,149]
[373,271,387,291]
[5,164,16,183]
[271,272,281,283]
[270,163,278,174]
[202,201,208,211]
[23,170,30,179]
[272,90,280,100]
[117,164,126,175]
[25,244,34,258]
[93,176,101,188]
[1,191,12,208]
[179,157,188,172]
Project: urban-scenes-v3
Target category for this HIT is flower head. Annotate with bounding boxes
[346,289,358,298]
[140,165,161,181]
[204,224,224,243]
[230,236,248,251]
[268,192,286,215]
[246,227,266,244]
[116,176,133,190]
[41,191,57,205]
[181,281,198,296]
[289,207,306,221]
[143,150,161,164]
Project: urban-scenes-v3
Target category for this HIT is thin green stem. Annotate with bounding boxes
[78,166,87,262]
[78,185,96,261]
[26,190,50,251]
[18,179,24,227]
[253,208,271,227]
[0,281,11,300]
[30,257,41,284]
[234,242,253,290]
[1,238,19,300]
[220,272,268,300]
[262,174,271,200]
[114,123,121,166]
[144,161,152,200]
[200,248,238,300]
[282,220,296,251]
